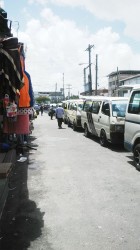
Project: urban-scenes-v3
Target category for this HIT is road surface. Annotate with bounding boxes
[28,112,140,250]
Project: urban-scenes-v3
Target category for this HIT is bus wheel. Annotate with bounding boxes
[73,121,77,131]
[64,118,67,124]
[68,119,71,127]
[100,130,107,147]
[84,124,89,137]
[133,144,140,171]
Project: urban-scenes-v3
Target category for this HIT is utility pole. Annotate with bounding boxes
[84,65,90,93]
[55,83,57,103]
[85,44,94,95]
[116,67,119,88]
[84,68,86,89]
[66,84,72,99]
[63,73,65,100]
[95,54,98,96]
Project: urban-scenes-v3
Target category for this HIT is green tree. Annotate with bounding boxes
[35,96,50,104]
[65,95,79,100]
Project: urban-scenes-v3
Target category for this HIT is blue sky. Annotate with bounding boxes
[1,0,140,95]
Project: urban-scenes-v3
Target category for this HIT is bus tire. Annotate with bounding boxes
[100,130,107,147]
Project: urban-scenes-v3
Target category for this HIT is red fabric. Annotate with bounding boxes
[3,115,29,134]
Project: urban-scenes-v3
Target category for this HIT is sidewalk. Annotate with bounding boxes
[0,138,44,250]
[0,149,16,220]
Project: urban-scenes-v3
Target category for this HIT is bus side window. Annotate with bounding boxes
[83,101,92,112]
[128,91,140,114]
[101,102,110,116]
[92,101,101,114]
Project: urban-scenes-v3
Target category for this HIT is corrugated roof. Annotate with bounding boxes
[108,70,140,77]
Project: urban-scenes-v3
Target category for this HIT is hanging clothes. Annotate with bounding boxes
[18,107,33,115]
[25,70,35,107]
[0,8,12,37]
[18,69,30,107]
[3,114,30,134]
[0,37,24,101]
[18,43,30,107]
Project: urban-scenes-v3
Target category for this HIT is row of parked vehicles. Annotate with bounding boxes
[62,85,140,170]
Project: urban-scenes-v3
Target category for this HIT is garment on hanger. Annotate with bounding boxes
[0,8,12,37]
[25,70,35,107]
[0,37,24,101]
[18,107,33,115]
[3,114,29,134]
[18,44,30,107]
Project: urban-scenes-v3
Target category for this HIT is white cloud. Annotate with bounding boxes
[28,0,140,41]
[0,0,4,8]
[28,0,48,5]
[16,7,140,95]
[85,0,140,41]
[27,0,80,6]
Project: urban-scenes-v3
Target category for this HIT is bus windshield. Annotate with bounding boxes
[112,100,128,117]
[78,103,83,110]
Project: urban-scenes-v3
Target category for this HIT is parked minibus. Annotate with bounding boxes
[62,100,70,124]
[124,85,140,170]
[66,99,84,130]
[81,96,128,146]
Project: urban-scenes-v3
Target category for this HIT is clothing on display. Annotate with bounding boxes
[3,115,30,134]
[0,8,34,145]
[25,71,35,107]
[18,44,30,108]
[0,37,24,101]
[0,8,12,37]
[18,107,33,115]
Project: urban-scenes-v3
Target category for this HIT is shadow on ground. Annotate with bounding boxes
[0,141,45,250]
[83,133,127,153]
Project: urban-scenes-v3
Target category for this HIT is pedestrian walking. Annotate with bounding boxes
[55,104,64,129]
[49,105,55,120]
[40,105,44,116]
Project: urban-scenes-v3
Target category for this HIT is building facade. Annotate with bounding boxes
[36,91,64,103]
[108,70,140,96]
[80,88,108,96]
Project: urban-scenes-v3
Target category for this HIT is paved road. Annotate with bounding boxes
[28,112,140,250]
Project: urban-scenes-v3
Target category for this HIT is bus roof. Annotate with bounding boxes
[83,96,128,101]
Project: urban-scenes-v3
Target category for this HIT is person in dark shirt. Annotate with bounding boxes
[49,105,55,120]
[40,105,44,116]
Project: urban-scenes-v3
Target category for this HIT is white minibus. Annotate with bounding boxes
[124,85,140,170]
[62,100,69,124]
[81,96,128,146]
[66,99,84,130]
